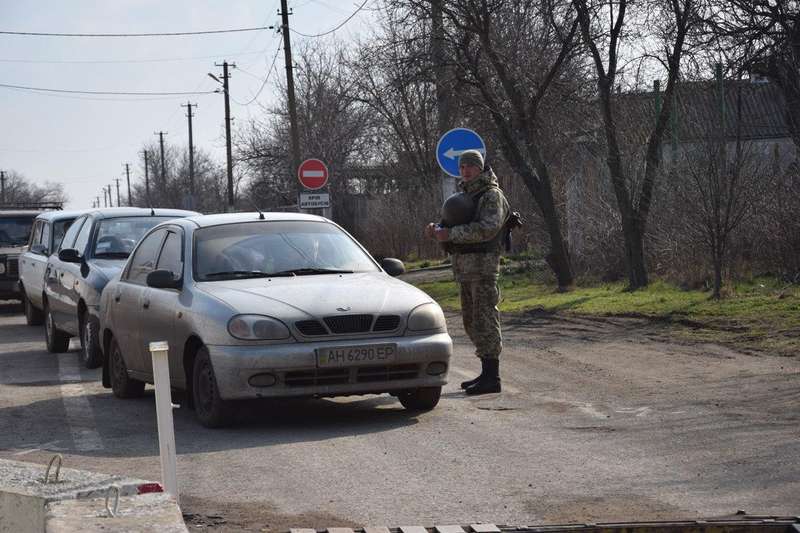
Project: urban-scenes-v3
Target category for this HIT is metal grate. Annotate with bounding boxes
[284,368,349,387]
[373,315,400,332]
[295,320,327,336]
[324,314,373,334]
[356,364,419,383]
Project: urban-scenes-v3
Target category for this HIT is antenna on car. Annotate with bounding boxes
[248,199,265,220]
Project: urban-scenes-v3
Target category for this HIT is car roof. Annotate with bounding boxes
[184,211,328,228]
[83,207,200,220]
[34,209,87,222]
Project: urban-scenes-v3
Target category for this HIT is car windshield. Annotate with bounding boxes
[93,217,174,258]
[194,220,380,281]
[0,216,36,247]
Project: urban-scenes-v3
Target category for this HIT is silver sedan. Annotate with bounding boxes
[98,212,452,427]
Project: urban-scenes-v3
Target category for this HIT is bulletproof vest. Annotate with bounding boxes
[440,188,506,255]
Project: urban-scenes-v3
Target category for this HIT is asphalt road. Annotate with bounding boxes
[0,300,798,532]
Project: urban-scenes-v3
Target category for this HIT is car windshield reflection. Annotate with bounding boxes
[194,221,378,281]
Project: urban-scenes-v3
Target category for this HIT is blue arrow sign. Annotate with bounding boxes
[436,127,486,177]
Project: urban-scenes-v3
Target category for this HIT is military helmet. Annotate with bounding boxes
[441,192,476,228]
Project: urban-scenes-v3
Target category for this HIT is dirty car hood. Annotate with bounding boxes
[196,272,433,319]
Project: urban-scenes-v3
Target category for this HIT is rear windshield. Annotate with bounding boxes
[93,217,175,258]
[0,216,36,247]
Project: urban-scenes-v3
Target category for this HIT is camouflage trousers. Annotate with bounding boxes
[459,279,502,359]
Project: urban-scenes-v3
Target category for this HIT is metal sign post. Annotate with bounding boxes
[149,341,179,504]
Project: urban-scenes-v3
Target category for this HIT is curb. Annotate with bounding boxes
[0,457,187,532]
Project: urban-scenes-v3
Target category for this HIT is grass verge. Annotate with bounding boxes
[413,273,800,357]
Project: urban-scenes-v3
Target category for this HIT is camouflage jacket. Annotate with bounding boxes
[447,169,509,282]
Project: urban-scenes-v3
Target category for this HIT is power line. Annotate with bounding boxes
[290,0,370,38]
[0,26,273,38]
[0,82,219,96]
[233,45,283,106]
[0,48,273,65]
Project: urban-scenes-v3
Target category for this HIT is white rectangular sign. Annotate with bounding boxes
[299,192,330,209]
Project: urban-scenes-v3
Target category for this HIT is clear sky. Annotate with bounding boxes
[0,0,375,209]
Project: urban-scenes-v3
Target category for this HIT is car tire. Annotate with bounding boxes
[109,337,145,398]
[23,290,44,326]
[192,347,231,428]
[398,386,442,412]
[79,313,103,369]
[44,303,70,353]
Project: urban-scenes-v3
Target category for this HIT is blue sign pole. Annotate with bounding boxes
[436,128,487,178]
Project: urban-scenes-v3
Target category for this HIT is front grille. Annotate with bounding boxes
[283,364,420,387]
[284,368,349,387]
[356,364,419,383]
[295,320,327,336]
[7,258,18,277]
[373,315,400,332]
[324,314,373,334]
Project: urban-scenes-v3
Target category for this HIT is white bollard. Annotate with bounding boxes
[149,340,179,505]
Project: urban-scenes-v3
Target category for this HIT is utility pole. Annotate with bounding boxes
[0,171,5,204]
[279,0,302,209]
[155,131,167,200]
[124,163,132,206]
[142,150,151,206]
[181,102,197,206]
[114,178,121,207]
[108,184,114,207]
[95,196,101,209]
[432,0,455,203]
[103,188,108,207]
[212,62,235,210]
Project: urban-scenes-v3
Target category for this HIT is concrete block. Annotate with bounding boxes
[400,526,429,533]
[469,525,501,533]
[436,526,466,533]
[364,527,392,533]
[45,493,186,532]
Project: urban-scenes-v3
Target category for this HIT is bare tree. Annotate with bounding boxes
[0,171,68,206]
[706,0,800,152]
[572,0,701,289]
[675,84,772,298]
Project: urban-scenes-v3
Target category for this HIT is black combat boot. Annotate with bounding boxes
[460,358,488,390]
[465,358,501,395]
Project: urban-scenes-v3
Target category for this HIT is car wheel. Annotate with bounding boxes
[79,313,103,369]
[398,386,442,412]
[192,347,231,428]
[109,337,145,398]
[44,303,70,353]
[23,290,44,326]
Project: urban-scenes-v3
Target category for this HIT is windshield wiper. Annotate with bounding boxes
[267,268,354,276]
[94,252,130,259]
[203,270,280,280]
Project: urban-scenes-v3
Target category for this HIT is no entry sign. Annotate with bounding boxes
[298,158,329,190]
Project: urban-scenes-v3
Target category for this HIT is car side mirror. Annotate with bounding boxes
[146,269,182,290]
[31,243,48,255]
[58,248,82,263]
[381,258,405,277]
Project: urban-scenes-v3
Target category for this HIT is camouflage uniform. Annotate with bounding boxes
[447,169,509,360]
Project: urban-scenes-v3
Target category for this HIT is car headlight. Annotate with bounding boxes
[227,315,291,340]
[407,303,446,332]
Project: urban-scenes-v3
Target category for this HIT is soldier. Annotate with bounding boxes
[425,149,509,395]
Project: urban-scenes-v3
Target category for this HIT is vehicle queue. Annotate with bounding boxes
[8,205,453,428]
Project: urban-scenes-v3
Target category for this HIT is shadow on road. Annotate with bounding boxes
[0,301,22,316]
[0,386,421,460]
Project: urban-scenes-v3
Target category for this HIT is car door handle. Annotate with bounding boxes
[142,299,150,309]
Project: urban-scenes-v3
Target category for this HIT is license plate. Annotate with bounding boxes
[316,343,397,367]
